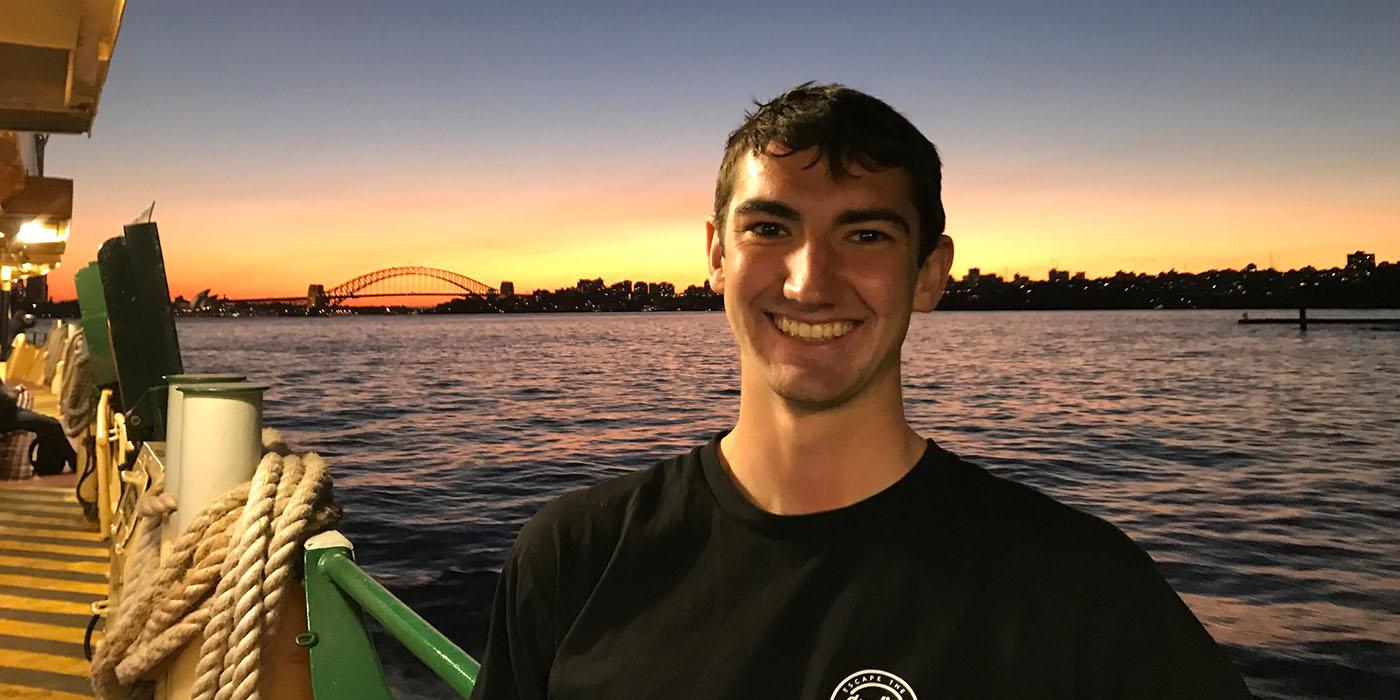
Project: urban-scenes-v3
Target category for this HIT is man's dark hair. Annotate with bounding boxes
[714,82,946,266]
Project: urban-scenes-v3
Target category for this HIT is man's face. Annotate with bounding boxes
[707,148,952,411]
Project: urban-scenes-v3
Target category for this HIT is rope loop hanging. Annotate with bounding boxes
[91,429,340,700]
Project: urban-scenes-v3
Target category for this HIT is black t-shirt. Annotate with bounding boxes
[469,434,1252,699]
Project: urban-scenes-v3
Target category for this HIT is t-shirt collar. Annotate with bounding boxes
[698,430,950,540]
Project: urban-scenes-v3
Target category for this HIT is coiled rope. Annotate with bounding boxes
[91,429,340,700]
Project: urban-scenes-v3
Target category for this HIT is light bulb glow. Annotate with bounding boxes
[15,220,68,244]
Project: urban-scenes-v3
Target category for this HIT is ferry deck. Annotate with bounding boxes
[0,373,106,700]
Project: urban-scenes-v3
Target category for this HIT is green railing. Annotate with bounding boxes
[302,531,480,699]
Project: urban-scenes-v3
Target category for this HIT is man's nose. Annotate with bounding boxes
[782,238,838,304]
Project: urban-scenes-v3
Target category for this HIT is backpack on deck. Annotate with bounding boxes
[29,430,74,476]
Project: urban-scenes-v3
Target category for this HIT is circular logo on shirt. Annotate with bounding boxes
[829,669,918,700]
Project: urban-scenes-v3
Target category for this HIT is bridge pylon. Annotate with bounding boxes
[307,284,328,310]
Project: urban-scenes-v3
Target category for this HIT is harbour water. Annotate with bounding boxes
[179,310,1398,699]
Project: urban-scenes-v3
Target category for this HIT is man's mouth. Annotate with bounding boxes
[768,313,857,341]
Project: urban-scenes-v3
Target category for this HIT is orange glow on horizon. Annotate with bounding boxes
[40,166,1400,301]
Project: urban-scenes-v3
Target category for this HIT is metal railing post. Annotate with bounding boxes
[303,530,480,699]
[302,532,396,700]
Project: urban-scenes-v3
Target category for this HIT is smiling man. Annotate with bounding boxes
[470,83,1252,699]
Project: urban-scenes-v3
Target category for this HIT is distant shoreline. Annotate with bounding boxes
[31,306,1400,321]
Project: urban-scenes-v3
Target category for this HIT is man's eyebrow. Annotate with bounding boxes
[732,199,801,221]
[835,208,910,232]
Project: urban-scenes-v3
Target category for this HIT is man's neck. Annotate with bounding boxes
[718,372,926,516]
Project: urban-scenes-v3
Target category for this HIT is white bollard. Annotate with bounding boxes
[174,382,269,536]
[163,373,246,504]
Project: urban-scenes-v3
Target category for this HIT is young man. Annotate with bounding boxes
[470,83,1252,699]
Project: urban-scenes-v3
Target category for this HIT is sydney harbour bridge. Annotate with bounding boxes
[232,266,499,309]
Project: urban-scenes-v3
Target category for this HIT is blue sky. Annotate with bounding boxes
[45,1,1400,296]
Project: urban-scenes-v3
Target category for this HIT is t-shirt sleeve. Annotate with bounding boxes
[469,514,559,700]
[1077,537,1254,699]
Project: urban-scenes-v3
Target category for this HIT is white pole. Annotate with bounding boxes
[162,374,246,503]
[173,383,269,536]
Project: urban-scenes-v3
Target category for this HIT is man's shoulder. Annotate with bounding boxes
[943,451,1252,697]
[512,444,699,559]
[939,448,1153,569]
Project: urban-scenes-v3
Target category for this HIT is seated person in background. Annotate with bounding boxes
[1,382,77,475]
[469,82,1253,699]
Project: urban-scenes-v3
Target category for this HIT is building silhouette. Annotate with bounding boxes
[1347,251,1376,274]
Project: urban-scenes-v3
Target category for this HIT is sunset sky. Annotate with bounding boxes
[43,1,1400,300]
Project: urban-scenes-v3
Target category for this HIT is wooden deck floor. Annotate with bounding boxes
[0,381,104,699]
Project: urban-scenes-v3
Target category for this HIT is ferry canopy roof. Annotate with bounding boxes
[0,0,127,133]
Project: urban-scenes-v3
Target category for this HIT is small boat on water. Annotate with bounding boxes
[1,4,478,698]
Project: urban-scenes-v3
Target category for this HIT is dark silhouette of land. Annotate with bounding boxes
[30,251,1397,317]
[433,252,1398,315]
[936,254,1396,311]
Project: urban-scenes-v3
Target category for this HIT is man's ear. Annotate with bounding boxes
[706,218,725,293]
[913,234,955,312]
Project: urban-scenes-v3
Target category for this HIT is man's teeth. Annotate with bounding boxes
[774,315,855,341]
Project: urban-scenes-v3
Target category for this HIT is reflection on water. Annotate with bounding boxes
[180,310,1399,700]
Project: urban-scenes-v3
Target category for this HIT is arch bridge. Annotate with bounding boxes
[306,267,496,308]
[229,267,498,308]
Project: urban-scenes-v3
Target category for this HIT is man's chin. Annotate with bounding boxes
[767,378,859,414]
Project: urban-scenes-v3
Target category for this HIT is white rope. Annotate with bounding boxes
[92,431,338,700]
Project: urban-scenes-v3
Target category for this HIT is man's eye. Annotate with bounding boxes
[746,222,785,238]
[850,229,892,244]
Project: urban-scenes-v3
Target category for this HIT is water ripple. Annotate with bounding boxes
[181,310,1399,699]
